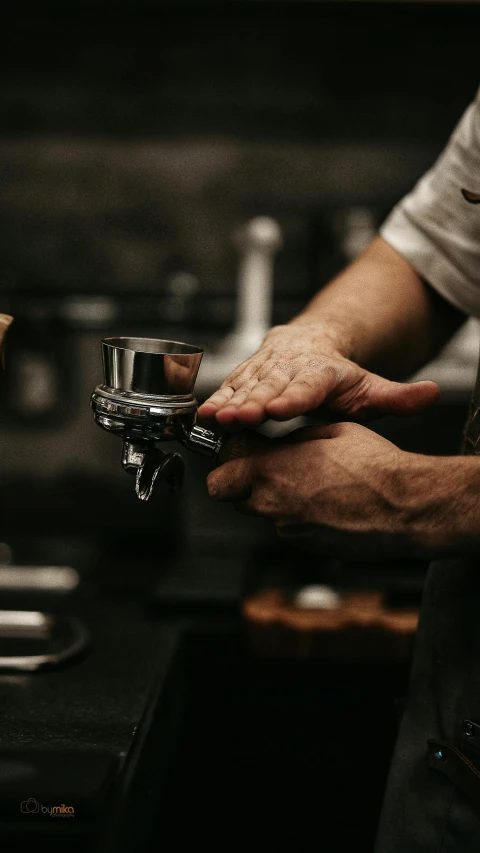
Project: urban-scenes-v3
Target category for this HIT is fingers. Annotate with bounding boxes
[214,370,291,426]
[333,373,440,419]
[264,376,331,421]
[206,457,253,503]
[376,378,440,416]
[198,359,262,421]
[208,476,279,519]
[200,382,265,427]
[207,454,280,518]
[198,385,236,420]
[206,424,343,524]
[200,362,337,427]
[0,314,14,369]
[198,342,441,429]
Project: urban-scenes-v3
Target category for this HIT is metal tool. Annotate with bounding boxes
[90,336,269,501]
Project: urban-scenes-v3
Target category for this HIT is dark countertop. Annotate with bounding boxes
[0,503,429,853]
[0,548,193,853]
[0,526,420,853]
[0,601,179,754]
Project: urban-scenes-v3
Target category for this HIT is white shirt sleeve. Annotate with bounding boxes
[380,85,480,318]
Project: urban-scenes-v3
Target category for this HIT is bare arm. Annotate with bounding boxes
[291,235,465,378]
[205,90,480,557]
[199,236,464,427]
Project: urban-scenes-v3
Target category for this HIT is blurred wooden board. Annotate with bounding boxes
[242,589,419,662]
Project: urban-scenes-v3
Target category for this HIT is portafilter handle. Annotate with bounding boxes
[214,428,272,465]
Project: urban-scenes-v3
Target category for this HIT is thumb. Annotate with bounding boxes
[353,374,440,418]
[0,314,14,370]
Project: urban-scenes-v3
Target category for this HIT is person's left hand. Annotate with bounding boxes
[206,422,429,560]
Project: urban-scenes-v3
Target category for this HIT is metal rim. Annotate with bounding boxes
[102,336,203,356]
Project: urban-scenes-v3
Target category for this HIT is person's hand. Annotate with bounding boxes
[197,323,439,428]
[0,314,13,368]
[206,422,438,560]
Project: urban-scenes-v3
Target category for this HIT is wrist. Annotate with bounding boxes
[286,314,355,360]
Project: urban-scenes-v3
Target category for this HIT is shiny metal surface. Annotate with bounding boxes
[0,566,79,593]
[121,440,185,499]
[182,424,224,457]
[102,337,204,396]
[91,335,226,501]
[134,449,185,501]
[90,385,198,442]
[0,610,89,671]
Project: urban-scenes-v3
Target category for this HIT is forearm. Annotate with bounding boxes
[290,235,465,378]
[397,452,480,556]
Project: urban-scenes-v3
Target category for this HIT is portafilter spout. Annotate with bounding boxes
[90,337,270,501]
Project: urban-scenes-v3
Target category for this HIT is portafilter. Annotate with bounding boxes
[90,337,269,500]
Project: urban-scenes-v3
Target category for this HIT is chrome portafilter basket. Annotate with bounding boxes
[90,337,227,501]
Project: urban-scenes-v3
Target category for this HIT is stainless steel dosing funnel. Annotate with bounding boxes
[102,337,204,397]
[91,336,222,501]
[91,336,270,501]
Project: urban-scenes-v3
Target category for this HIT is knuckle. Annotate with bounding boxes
[228,363,253,383]
[255,375,284,392]
[228,379,260,405]
[214,385,234,398]
[222,367,259,393]
[334,376,372,413]
[289,374,317,392]
[236,376,259,394]
[254,498,276,517]
[316,361,338,384]
[223,364,244,385]
[252,485,278,517]
[257,359,289,380]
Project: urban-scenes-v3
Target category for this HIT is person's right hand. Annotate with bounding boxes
[198,322,440,428]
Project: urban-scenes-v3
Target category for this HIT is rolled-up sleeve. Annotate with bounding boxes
[380,85,480,318]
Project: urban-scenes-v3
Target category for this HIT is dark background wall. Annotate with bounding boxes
[1,1,479,318]
[0,1,478,540]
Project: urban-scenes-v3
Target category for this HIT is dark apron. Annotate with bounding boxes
[374,355,480,852]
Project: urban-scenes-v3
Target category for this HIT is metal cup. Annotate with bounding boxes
[101,337,204,398]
